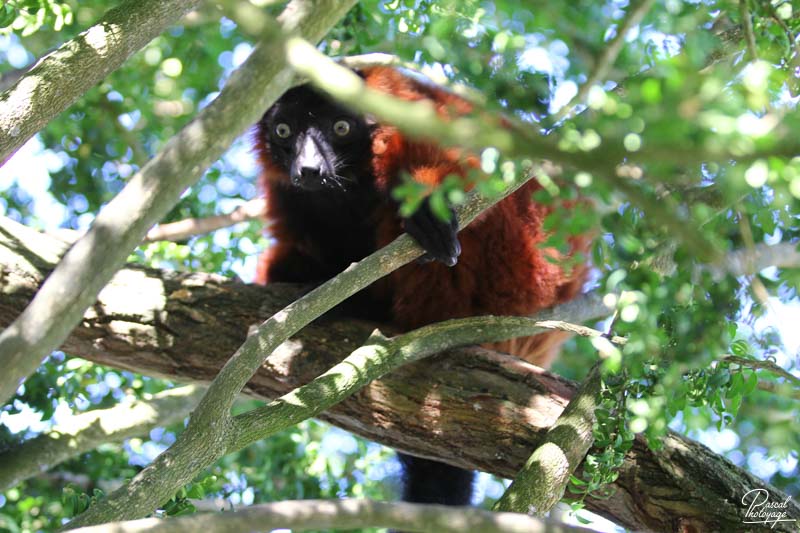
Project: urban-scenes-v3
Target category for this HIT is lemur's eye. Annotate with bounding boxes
[333,119,351,137]
[275,123,292,138]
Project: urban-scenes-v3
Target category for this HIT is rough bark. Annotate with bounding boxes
[1,221,797,532]
[494,364,601,515]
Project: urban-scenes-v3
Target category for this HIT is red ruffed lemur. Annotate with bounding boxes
[253,66,588,506]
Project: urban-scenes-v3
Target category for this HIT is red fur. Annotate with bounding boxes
[254,125,291,286]
[255,66,589,367]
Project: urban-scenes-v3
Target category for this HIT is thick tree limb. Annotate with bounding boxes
[68,499,593,533]
[0,0,202,165]
[715,241,800,277]
[494,364,601,515]
[2,220,798,532]
[0,0,356,407]
[0,385,204,492]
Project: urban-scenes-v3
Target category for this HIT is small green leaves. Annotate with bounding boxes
[0,1,74,37]
[62,485,104,518]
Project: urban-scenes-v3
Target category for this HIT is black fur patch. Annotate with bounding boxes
[398,453,475,506]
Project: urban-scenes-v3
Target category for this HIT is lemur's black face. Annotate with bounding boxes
[261,85,373,191]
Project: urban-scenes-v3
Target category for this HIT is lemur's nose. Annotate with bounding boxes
[300,166,320,179]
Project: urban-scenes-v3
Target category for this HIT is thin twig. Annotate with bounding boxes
[722,354,800,388]
[739,0,759,61]
[144,198,266,242]
[765,1,800,95]
[552,0,657,123]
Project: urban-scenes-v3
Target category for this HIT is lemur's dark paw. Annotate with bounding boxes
[403,197,461,267]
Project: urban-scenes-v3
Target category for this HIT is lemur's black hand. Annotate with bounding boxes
[403,197,461,267]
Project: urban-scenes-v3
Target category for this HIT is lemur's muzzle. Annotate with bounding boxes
[290,129,332,190]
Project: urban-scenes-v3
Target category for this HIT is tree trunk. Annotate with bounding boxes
[1,219,797,532]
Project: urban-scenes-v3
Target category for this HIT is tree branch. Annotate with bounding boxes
[0,0,202,165]
[494,364,601,515]
[68,499,594,533]
[0,0,357,407]
[144,199,266,242]
[552,0,657,123]
[227,302,614,454]
[714,241,800,277]
[765,3,800,96]
[722,354,800,394]
[739,0,759,61]
[755,379,800,401]
[0,385,204,492]
[2,219,798,532]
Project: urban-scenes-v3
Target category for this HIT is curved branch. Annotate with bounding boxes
[68,499,594,533]
[739,0,759,61]
[723,354,800,390]
[0,385,204,491]
[64,172,531,527]
[0,0,201,165]
[227,298,613,453]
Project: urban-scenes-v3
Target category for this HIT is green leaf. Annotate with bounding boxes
[727,371,744,397]
[429,188,451,222]
[730,339,751,356]
[569,474,588,486]
[0,5,16,29]
[744,372,759,395]
[186,484,205,499]
[728,393,742,417]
